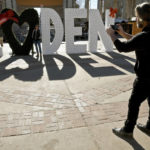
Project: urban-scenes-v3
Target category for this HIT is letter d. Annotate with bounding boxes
[41,8,64,54]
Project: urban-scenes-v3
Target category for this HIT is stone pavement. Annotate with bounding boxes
[0,43,150,150]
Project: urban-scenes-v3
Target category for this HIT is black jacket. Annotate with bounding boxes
[114,26,150,79]
[32,29,41,41]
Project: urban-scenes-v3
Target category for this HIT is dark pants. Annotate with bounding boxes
[124,77,150,132]
[34,40,42,54]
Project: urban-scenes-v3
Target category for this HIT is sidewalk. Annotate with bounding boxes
[0,43,149,150]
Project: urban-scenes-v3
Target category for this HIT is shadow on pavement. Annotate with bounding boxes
[113,133,145,150]
[0,52,136,81]
[43,55,76,80]
[94,51,135,74]
[137,127,150,137]
[69,53,126,77]
[0,56,44,81]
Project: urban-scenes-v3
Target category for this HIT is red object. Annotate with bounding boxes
[109,8,118,18]
[0,10,18,25]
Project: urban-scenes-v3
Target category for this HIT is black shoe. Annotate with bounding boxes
[137,123,150,134]
[112,128,133,138]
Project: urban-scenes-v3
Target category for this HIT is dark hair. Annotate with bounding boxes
[135,2,150,22]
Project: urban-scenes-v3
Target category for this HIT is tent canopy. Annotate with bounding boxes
[16,0,63,7]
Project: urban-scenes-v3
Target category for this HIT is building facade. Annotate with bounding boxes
[1,0,150,20]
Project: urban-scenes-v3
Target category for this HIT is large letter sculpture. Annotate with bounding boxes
[41,8,114,54]
[105,9,115,29]
[41,8,64,54]
[65,9,87,54]
[1,8,39,55]
[89,9,113,52]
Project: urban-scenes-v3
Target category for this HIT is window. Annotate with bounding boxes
[89,0,98,9]
[75,0,85,8]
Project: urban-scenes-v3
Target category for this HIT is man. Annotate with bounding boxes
[107,2,150,137]
[32,24,42,57]
[0,27,3,57]
[0,27,3,47]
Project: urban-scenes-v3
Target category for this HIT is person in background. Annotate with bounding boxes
[0,27,3,47]
[32,24,42,57]
[107,2,150,137]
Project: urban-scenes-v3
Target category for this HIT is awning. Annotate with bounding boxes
[16,0,63,7]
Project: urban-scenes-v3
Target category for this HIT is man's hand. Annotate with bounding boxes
[116,24,124,35]
[116,24,133,40]
[106,26,117,42]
